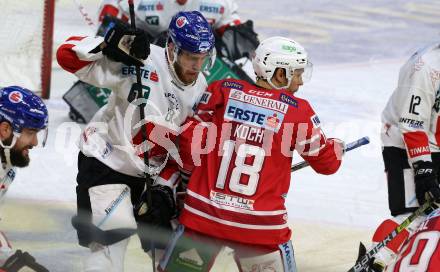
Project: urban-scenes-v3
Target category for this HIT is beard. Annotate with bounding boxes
[9,147,30,167]
[2,135,31,168]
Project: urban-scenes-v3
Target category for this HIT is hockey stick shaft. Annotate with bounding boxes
[72,0,95,28]
[127,0,152,211]
[127,2,155,271]
[290,136,370,172]
[347,199,434,272]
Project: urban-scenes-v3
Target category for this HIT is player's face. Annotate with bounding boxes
[174,50,209,85]
[287,68,304,93]
[10,128,39,167]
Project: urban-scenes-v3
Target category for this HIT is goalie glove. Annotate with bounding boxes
[0,250,49,272]
[101,19,150,67]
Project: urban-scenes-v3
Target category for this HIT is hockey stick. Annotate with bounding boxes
[290,136,370,172]
[127,1,155,271]
[347,199,435,272]
[72,0,96,28]
[127,0,152,218]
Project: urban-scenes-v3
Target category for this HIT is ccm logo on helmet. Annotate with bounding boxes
[176,16,188,28]
[8,91,23,103]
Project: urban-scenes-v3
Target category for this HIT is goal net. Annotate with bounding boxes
[0,0,55,98]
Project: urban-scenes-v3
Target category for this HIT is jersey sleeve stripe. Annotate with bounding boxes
[300,143,326,156]
[296,133,321,146]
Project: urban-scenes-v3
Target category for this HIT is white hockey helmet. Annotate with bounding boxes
[252,36,313,90]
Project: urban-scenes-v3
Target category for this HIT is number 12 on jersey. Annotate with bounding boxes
[215,140,266,196]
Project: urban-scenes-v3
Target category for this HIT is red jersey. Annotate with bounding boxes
[178,79,342,246]
[387,209,440,272]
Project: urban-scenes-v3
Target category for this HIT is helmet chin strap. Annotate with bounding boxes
[165,42,197,87]
[0,133,18,167]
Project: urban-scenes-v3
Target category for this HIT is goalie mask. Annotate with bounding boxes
[252,37,313,90]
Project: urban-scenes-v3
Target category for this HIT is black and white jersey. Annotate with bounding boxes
[382,43,440,164]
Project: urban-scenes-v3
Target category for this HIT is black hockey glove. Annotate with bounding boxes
[354,243,385,272]
[134,184,177,251]
[413,160,440,205]
[102,20,150,67]
[219,20,259,61]
[1,250,49,272]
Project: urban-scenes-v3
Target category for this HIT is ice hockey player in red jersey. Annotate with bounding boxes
[158,36,345,272]
[361,43,440,271]
[386,207,440,272]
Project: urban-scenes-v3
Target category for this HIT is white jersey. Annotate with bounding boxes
[99,0,240,37]
[381,42,440,163]
[0,161,14,203]
[57,36,207,177]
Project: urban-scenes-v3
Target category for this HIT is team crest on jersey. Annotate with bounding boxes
[224,100,285,132]
[8,91,22,103]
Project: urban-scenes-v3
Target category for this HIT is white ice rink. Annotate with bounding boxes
[3,0,440,271]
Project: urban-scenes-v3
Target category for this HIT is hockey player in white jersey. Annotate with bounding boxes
[98,0,241,40]
[0,86,49,271]
[57,10,215,272]
[64,0,258,124]
[359,43,440,271]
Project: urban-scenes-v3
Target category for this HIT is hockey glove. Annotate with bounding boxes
[220,20,259,61]
[413,160,440,206]
[134,184,177,251]
[102,20,150,67]
[355,243,385,272]
[328,138,345,159]
[0,250,49,272]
